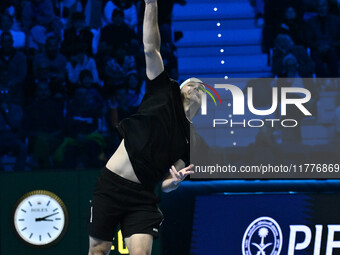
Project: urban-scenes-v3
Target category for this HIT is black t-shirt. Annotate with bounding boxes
[117,71,190,190]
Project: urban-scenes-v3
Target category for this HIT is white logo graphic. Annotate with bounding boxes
[242,217,283,255]
[201,84,311,116]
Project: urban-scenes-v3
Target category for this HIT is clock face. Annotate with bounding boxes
[13,190,68,247]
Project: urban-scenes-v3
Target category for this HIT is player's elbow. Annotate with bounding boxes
[144,47,159,57]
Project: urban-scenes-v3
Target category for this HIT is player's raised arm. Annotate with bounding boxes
[143,0,164,80]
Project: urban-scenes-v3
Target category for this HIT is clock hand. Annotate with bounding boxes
[36,219,53,222]
[40,212,59,219]
[35,212,59,222]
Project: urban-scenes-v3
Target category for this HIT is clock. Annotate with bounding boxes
[13,190,69,247]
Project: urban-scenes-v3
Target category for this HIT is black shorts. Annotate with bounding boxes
[87,168,164,241]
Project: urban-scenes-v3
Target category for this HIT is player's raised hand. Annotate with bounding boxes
[169,164,194,185]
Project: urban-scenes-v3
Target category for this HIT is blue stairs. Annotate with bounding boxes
[173,0,271,79]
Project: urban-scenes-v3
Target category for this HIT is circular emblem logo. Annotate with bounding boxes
[242,217,283,255]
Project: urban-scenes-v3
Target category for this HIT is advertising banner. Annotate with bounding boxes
[191,193,340,255]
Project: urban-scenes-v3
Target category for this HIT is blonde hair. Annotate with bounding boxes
[180,77,204,90]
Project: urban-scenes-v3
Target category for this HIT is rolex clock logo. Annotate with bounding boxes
[242,217,283,255]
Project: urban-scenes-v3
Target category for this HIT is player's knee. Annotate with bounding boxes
[129,247,151,255]
[88,241,112,255]
[88,246,111,255]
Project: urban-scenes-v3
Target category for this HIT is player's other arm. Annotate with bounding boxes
[161,160,194,193]
[143,0,164,80]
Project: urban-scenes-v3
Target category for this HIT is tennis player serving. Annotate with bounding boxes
[87,0,205,254]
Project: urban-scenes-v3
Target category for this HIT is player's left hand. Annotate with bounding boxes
[169,164,194,185]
